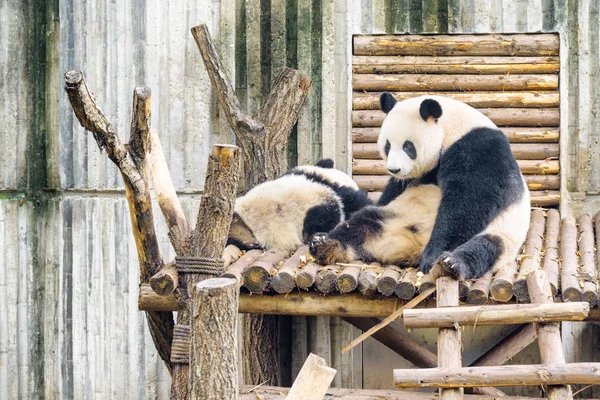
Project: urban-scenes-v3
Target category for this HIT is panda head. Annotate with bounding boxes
[378,93,444,180]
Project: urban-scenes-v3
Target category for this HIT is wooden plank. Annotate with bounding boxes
[354,34,560,56]
[352,91,560,110]
[285,353,336,400]
[352,127,560,144]
[352,108,560,127]
[436,277,462,400]
[352,143,559,162]
[352,56,560,74]
[353,175,560,191]
[353,74,558,92]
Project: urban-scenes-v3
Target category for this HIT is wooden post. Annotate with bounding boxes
[191,23,311,387]
[285,353,336,400]
[189,278,239,400]
[171,144,241,400]
[437,277,462,400]
[64,72,174,372]
[526,270,573,399]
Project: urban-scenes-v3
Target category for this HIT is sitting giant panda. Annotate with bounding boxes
[311,93,530,280]
[227,159,373,252]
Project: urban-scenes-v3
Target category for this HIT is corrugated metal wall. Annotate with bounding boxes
[1,0,600,398]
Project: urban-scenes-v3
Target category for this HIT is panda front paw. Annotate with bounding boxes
[418,244,444,274]
[309,233,349,265]
[430,251,470,281]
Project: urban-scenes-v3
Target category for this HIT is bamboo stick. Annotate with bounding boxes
[395,268,419,300]
[221,249,264,282]
[577,215,598,306]
[467,271,494,305]
[353,74,558,93]
[270,245,309,294]
[352,127,560,144]
[242,248,288,293]
[514,209,546,302]
[403,302,589,329]
[560,217,582,302]
[296,261,320,290]
[352,91,560,110]
[542,209,560,295]
[353,108,559,128]
[316,265,342,293]
[393,363,600,388]
[526,270,573,399]
[437,277,462,400]
[352,56,560,75]
[353,34,559,57]
[336,264,363,294]
[377,266,402,296]
[357,264,381,296]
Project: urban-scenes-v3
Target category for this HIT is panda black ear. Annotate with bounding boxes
[316,158,334,169]
[380,92,397,114]
[419,99,443,122]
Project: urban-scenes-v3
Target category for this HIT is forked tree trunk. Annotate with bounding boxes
[191,23,311,387]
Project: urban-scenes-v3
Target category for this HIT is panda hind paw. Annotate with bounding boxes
[309,233,348,265]
[430,251,469,281]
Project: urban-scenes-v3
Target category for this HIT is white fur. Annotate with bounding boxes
[378,95,495,179]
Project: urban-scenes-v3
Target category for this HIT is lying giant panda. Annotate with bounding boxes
[311,93,530,280]
[227,159,373,252]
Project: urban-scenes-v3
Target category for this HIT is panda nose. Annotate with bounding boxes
[387,167,401,174]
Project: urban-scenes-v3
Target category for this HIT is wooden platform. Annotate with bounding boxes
[351,33,561,207]
[219,209,599,308]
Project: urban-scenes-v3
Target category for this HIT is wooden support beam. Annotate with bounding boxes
[404,302,589,329]
[514,209,546,302]
[560,217,582,302]
[285,353,336,400]
[542,209,560,295]
[527,270,573,399]
[436,277,462,400]
[577,214,598,306]
[353,34,559,56]
[189,278,239,399]
[393,363,600,388]
[64,71,174,373]
[239,386,547,400]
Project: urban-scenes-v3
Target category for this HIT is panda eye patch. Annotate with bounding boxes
[403,141,416,159]
[384,140,391,156]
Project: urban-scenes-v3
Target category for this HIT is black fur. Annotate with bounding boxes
[380,92,397,114]
[403,140,417,160]
[286,169,374,218]
[326,207,391,261]
[419,99,443,121]
[316,158,334,168]
[436,234,503,280]
[302,201,343,242]
[377,165,439,206]
[419,127,525,277]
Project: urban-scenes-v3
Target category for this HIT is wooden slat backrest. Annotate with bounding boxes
[351,33,560,207]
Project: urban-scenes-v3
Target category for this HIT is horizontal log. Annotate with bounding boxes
[239,385,547,400]
[353,74,558,92]
[394,363,600,388]
[354,174,560,191]
[352,108,560,128]
[353,56,560,75]
[353,91,560,110]
[366,190,560,206]
[354,34,559,56]
[353,127,560,144]
[403,302,589,329]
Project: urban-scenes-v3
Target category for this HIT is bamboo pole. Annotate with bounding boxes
[352,90,560,110]
[393,363,600,388]
[577,214,598,306]
[514,209,546,302]
[242,248,288,294]
[560,217,582,302]
[436,277,462,400]
[542,209,561,295]
[526,270,573,399]
[353,34,559,56]
[270,246,309,294]
[404,302,589,329]
[189,278,239,400]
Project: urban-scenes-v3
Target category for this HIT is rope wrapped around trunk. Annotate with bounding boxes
[175,256,225,276]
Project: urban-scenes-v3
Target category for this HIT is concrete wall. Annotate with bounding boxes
[1,0,599,398]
